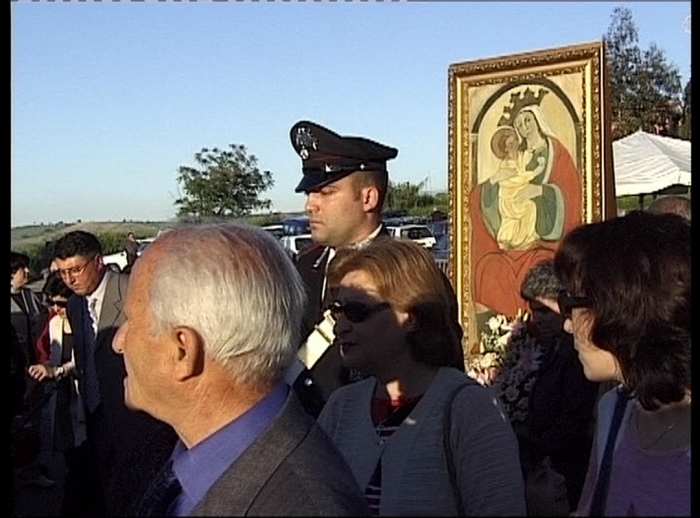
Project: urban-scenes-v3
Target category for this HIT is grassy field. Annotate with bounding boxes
[11,221,173,251]
[12,192,688,250]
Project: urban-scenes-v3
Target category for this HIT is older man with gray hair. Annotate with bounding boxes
[647,195,691,221]
[111,223,368,516]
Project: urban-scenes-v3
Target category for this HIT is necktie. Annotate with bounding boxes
[134,460,182,517]
[88,297,99,335]
[83,297,101,413]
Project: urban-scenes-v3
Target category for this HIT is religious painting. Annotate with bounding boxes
[447,41,616,356]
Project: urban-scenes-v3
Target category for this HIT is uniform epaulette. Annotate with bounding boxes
[298,243,324,258]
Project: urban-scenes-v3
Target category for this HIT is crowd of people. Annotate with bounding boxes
[11,120,691,517]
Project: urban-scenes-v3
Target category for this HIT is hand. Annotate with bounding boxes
[513,183,543,203]
[27,363,54,381]
[490,166,517,183]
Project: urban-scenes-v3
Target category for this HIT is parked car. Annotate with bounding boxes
[282,217,310,236]
[280,233,315,261]
[102,237,156,271]
[386,224,437,249]
[262,224,285,241]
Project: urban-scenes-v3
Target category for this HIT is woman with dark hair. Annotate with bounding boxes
[553,210,690,516]
[317,238,525,516]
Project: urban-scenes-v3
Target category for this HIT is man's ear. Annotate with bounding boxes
[172,326,205,381]
[362,185,381,213]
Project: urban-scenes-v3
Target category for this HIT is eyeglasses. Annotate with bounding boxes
[557,290,591,319]
[57,256,95,279]
[49,299,68,308]
[329,300,391,323]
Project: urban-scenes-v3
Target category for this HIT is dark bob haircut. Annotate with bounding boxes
[554,210,690,410]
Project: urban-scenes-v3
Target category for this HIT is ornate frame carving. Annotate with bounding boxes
[447,41,616,356]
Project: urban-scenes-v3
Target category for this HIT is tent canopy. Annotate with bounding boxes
[612,130,691,197]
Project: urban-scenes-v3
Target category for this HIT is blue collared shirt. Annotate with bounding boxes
[168,382,290,516]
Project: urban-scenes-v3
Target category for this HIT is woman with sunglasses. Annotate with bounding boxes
[317,238,525,516]
[553,210,690,516]
[27,271,86,473]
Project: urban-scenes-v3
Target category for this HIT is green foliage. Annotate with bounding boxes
[678,77,692,140]
[96,232,129,255]
[175,144,274,219]
[385,179,449,216]
[19,243,50,278]
[245,213,286,227]
[604,7,684,140]
[14,231,139,276]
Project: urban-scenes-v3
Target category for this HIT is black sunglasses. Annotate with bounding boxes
[557,290,591,319]
[49,299,68,308]
[329,300,391,323]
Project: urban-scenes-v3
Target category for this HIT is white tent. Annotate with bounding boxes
[612,130,691,197]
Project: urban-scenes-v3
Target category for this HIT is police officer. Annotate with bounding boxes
[287,120,465,417]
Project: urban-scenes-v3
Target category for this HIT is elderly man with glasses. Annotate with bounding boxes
[52,230,176,516]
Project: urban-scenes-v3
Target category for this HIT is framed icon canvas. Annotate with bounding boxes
[447,41,616,355]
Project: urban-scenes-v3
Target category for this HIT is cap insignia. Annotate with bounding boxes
[295,127,318,160]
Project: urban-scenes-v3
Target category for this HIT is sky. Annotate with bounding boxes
[11,1,691,227]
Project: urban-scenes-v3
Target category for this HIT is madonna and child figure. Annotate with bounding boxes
[470,87,581,319]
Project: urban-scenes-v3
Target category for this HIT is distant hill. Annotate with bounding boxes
[10,213,307,251]
[11,221,175,251]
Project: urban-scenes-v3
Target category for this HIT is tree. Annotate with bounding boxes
[175,144,274,219]
[678,77,692,140]
[604,7,683,140]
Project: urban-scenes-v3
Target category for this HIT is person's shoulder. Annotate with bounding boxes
[438,369,496,405]
[298,243,325,260]
[323,378,374,410]
[295,244,326,270]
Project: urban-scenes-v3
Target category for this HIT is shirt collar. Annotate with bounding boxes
[325,223,384,266]
[350,224,383,250]
[169,382,290,515]
[88,270,108,310]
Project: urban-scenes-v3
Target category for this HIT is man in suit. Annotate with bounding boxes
[111,223,369,516]
[287,120,465,417]
[52,230,174,515]
[123,231,139,271]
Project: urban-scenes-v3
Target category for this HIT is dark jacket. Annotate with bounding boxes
[122,392,369,516]
[514,332,599,510]
[66,270,173,514]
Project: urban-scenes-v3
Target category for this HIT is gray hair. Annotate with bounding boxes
[647,195,691,221]
[520,259,563,301]
[147,223,306,387]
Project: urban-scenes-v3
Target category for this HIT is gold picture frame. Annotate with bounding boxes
[447,41,616,356]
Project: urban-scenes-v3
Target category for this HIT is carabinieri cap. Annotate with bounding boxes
[290,120,398,193]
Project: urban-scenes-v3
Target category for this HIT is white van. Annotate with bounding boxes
[386,224,437,249]
[280,234,315,260]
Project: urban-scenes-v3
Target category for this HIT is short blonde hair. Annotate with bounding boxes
[328,238,460,367]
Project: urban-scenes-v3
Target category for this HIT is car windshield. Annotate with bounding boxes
[264,227,285,240]
[402,227,433,239]
[296,237,313,253]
